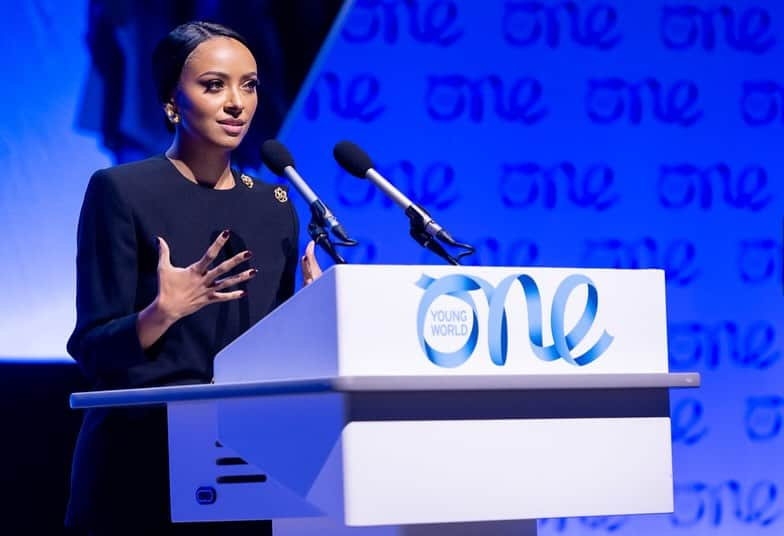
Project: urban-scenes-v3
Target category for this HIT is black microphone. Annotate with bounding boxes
[333,141,461,245]
[333,140,473,264]
[261,139,353,244]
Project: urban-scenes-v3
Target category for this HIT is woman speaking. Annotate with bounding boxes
[66,21,319,535]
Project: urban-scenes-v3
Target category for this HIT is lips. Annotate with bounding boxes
[218,120,245,136]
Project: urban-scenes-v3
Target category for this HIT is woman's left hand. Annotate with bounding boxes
[301,240,323,286]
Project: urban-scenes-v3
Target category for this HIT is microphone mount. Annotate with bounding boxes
[307,199,357,265]
[404,205,475,266]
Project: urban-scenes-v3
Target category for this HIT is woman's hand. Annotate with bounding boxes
[137,231,256,349]
[155,232,256,320]
[301,240,323,286]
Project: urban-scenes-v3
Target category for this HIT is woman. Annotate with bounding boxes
[66,21,320,535]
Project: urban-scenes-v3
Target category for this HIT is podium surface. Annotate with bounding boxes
[71,265,700,535]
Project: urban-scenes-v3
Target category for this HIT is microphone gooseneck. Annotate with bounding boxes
[261,139,358,264]
[333,140,475,265]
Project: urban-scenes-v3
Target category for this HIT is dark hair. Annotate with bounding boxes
[152,21,251,104]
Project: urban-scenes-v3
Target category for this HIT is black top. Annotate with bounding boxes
[65,156,297,531]
[67,155,298,389]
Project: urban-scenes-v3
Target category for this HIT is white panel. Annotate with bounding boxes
[214,264,668,381]
[214,268,339,382]
[336,265,667,376]
[341,418,673,525]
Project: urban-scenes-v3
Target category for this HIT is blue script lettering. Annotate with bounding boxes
[660,5,775,53]
[500,162,619,211]
[343,0,463,46]
[425,75,547,124]
[673,480,783,527]
[457,237,540,267]
[539,516,628,532]
[416,273,613,368]
[668,321,780,371]
[746,396,784,441]
[503,1,621,49]
[671,397,708,445]
[738,240,782,284]
[741,81,784,125]
[304,72,385,122]
[658,163,772,211]
[586,78,702,126]
[582,238,699,285]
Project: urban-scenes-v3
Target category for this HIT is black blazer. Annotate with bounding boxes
[66,156,297,530]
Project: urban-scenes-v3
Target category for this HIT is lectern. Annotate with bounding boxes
[71,265,700,535]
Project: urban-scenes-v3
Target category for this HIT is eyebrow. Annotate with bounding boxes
[198,71,258,79]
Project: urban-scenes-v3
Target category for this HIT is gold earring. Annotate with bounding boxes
[168,112,180,124]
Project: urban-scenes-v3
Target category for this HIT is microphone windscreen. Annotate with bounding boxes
[260,139,295,176]
[333,141,374,178]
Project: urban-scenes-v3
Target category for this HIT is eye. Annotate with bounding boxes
[203,79,224,92]
[243,79,259,92]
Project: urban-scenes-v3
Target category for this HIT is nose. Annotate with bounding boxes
[224,86,244,116]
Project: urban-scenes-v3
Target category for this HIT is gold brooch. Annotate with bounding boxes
[274,186,288,203]
[241,173,254,189]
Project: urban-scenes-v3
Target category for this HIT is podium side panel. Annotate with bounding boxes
[214,268,339,382]
[168,401,320,522]
[217,393,344,499]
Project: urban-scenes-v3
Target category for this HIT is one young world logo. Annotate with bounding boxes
[415,273,614,368]
[422,292,475,356]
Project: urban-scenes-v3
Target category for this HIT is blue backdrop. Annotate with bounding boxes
[277,1,784,533]
[2,0,782,533]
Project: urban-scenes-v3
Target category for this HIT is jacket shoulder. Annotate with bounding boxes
[91,156,169,187]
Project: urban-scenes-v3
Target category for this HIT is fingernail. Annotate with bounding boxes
[244,251,253,259]
[240,290,248,297]
[249,269,258,276]
[221,229,230,239]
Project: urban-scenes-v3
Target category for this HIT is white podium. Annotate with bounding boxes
[71,265,700,535]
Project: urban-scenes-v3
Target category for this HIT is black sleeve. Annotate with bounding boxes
[275,192,299,306]
[67,170,147,383]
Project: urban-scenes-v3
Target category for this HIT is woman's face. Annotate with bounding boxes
[172,37,258,150]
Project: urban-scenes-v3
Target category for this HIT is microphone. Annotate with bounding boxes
[333,140,473,264]
[261,139,353,244]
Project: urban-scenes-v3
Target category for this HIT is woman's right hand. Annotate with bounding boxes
[137,231,256,349]
[155,231,256,321]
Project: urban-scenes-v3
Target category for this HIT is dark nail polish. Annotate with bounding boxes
[249,269,258,276]
[244,251,253,259]
[240,290,248,297]
[221,229,230,239]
